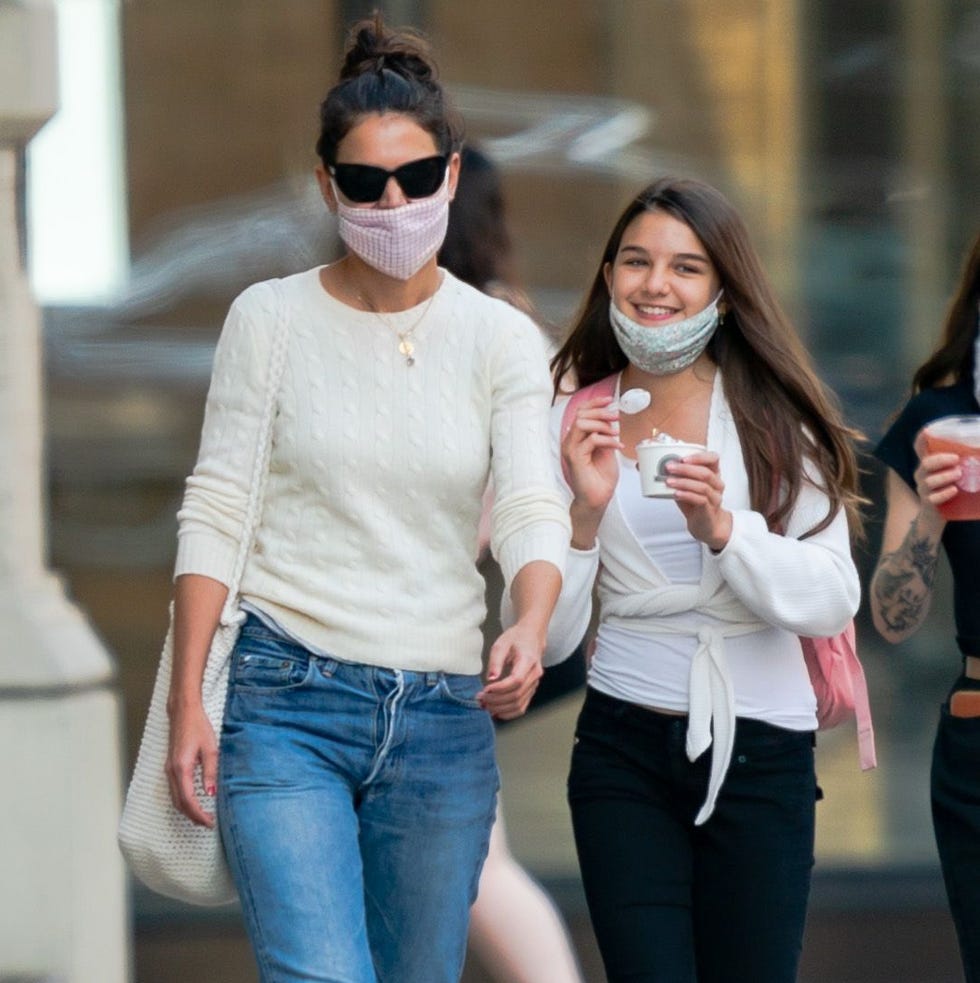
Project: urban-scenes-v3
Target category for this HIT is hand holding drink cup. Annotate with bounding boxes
[919,415,980,521]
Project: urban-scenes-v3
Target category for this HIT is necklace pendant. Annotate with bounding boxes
[399,338,415,359]
[405,354,416,366]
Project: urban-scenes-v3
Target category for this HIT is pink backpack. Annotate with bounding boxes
[561,375,876,770]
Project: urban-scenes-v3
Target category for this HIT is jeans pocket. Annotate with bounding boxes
[232,646,312,692]
[730,726,817,811]
[436,673,483,709]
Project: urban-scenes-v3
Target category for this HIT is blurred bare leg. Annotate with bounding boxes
[468,801,584,983]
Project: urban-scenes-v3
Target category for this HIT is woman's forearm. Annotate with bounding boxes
[168,573,229,713]
[509,560,562,641]
[871,511,943,642]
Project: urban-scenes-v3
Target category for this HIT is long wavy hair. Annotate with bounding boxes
[912,232,980,392]
[551,176,864,539]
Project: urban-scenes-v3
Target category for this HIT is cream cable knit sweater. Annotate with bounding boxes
[175,267,569,674]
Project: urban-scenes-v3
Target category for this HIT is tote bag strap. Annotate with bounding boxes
[219,281,290,624]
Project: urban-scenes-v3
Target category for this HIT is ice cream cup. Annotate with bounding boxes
[636,439,707,498]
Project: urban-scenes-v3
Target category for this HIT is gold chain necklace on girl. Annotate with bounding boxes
[622,374,713,440]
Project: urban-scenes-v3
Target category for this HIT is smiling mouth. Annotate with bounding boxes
[635,305,677,317]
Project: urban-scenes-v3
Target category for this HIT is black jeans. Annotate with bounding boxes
[568,687,817,983]
[932,674,980,983]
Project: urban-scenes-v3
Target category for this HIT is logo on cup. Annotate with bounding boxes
[960,456,980,494]
[656,453,684,480]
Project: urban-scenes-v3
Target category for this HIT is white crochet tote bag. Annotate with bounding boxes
[118,283,289,905]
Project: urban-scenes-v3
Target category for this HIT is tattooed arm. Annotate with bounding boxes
[870,471,943,641]
[871,435,962,643]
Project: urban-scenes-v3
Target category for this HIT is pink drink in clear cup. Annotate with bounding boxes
[922,415,980,521]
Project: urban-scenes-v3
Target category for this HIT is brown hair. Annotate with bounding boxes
[316,12,463,167]
[438,145,514,291]
[551,176,865,539]
[912,232,980,392]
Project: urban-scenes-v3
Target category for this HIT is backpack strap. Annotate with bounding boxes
[560,374,619,484]
[771,483,875,770]
[846,632,877,770]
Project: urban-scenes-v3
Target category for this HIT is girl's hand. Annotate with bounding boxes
[561,396,623,547]
[912,430,960,526]
[165,701,219,828]
[664,450,732,551]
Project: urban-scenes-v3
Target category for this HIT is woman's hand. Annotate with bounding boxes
[562,396,623,548]
[912,430,960,528]
[479,621,545,720]
[483,559,560,719]
[165,700,219,828]
[664,450,732,551]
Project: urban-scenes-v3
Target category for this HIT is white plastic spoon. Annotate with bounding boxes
[616,388,651,414]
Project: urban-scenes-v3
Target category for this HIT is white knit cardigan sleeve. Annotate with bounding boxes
[487,312,571,586]
[713,469,860,637]
[174,281,279,587]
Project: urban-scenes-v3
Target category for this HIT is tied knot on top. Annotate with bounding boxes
[686,625,730,766]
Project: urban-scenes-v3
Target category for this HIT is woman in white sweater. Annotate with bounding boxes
[164,16,568,983]
[539,177,863,982]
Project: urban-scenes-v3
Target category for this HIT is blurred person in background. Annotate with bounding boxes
[164,16,568,983]
[440,144,586,983]
[515,176,863,982]
[871,231,980,983]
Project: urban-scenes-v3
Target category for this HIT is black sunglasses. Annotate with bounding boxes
[330,154,448,204]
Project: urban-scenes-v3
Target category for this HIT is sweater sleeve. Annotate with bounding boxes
[714,468,860,637]
[174,281,279,586]
[488,311,570,586]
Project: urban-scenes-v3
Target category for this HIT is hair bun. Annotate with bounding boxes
[339,14,438,85]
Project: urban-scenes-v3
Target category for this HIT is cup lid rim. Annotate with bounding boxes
[925,414,980,440]
[635,438,707,449]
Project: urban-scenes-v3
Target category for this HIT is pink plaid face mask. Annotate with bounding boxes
[333,174,451,280]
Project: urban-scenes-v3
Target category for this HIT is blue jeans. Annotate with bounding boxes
[217,615,499,983]
[568,687,816,983]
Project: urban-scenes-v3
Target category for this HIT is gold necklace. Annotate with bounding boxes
[352,281,439,367]
[628,377,712,440]
[647,392,701,440]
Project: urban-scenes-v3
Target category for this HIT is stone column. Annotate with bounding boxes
[0,2,128,980]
